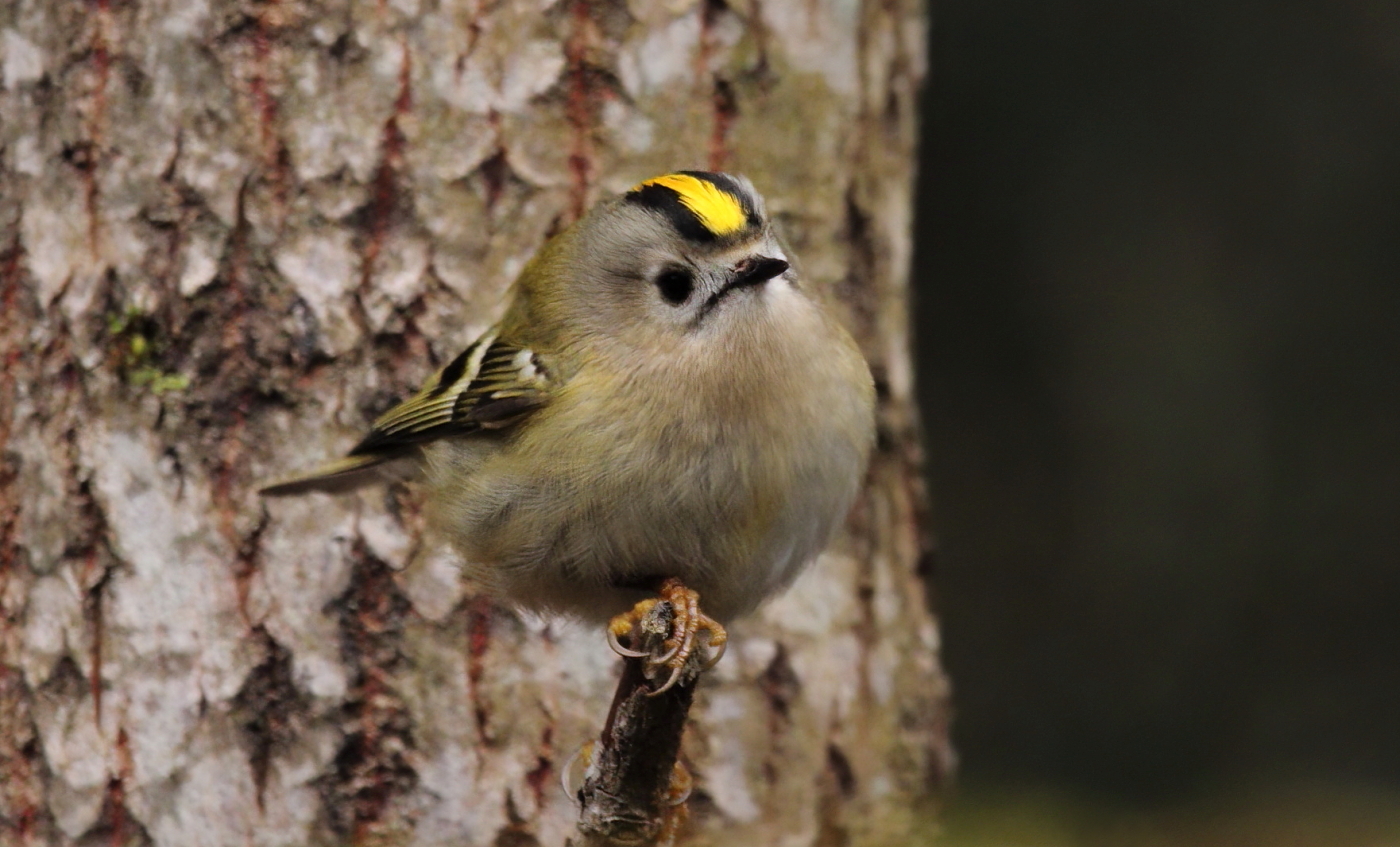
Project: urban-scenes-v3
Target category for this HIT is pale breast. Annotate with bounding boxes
[427,293,875,622]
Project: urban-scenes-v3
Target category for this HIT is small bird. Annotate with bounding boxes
[262,171,875,691]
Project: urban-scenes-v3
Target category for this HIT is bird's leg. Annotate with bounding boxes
[607,578,728,695]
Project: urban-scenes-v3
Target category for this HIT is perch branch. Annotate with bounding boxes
[571,601,700,846]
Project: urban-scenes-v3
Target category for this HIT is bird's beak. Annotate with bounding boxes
[696,255,791,324]
[729,256,790,290]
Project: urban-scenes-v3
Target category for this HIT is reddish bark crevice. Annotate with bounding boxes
[0,239,26,571]
[80,728,147,847]
[757,645,799,786]
[83,0,113,258]
[319,548,418,842]
[230,500,268,626]
[59,432,117,728]
[533,1,629,235]
[465,595,494,740]
[744,0,775,84]
[354,38,414,332]
[560,0,593,221]
[523,725,555,811]
[556,0,633,224]
[480,147,512,216]
[459,0,485,65]
[839,188,881,344]
[82,553,111,726]
[698,0,737,171]
[479,111,513,218]
[0,667,51,845]
[210,409,250,547]
[708,77,737,172]
[231,627,303,809]
[248,0,292,215]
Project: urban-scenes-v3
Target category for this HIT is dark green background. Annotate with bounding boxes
[916,0,1399,800]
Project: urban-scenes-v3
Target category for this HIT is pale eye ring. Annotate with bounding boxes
[654,267,695,305]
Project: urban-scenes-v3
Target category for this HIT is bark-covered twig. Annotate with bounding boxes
[571,603,698,846]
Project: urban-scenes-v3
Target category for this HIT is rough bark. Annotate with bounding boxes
[0,1,950,845]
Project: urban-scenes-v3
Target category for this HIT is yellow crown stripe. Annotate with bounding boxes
[637,173,749,236]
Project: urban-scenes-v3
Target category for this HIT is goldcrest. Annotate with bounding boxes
[262,171,875,625]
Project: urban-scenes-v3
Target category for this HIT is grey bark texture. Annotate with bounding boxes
[0,1,951,845]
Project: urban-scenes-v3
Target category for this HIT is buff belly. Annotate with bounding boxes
[424,405,865,623]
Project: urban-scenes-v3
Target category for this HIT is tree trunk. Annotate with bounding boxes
[0,1,950,845]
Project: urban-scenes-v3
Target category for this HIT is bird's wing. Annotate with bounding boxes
[259,326,552,495]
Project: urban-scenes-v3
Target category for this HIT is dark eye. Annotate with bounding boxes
[654,268,694,305]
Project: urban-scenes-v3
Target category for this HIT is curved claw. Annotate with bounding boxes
[647,662,686,697]
[560,741,594,802]
[653,639,683,665]
[607,626,650,659]
[700,634,727,670]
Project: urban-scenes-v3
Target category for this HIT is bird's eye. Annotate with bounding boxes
[654,268,694,305]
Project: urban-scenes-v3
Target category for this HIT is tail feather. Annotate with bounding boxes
[258,453,419,496]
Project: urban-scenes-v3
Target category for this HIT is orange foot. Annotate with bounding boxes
[607,578,728,695]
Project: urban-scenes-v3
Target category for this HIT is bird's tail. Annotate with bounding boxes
[258,452,419,496]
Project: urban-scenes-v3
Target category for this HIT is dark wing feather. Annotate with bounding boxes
[259,326,551,495]
[351,327,551,453]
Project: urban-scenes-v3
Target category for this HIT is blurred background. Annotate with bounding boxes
[914,0,1400,843]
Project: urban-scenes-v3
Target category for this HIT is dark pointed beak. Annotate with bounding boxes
[696,256,791,324]
[729,256,789,290]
